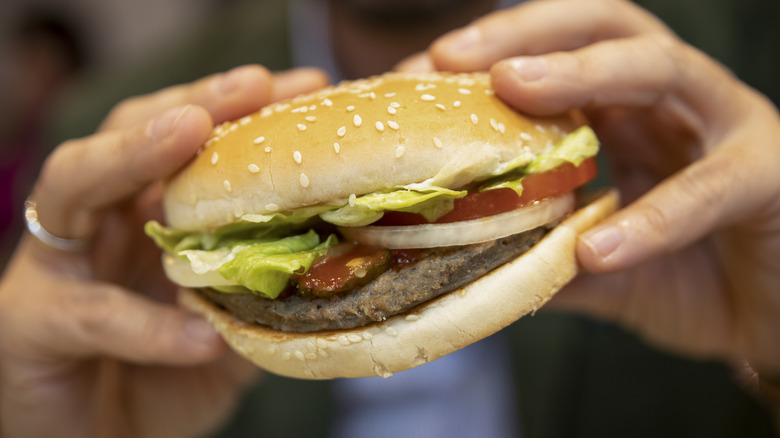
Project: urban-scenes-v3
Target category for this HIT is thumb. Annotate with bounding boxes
[576,145,750,273]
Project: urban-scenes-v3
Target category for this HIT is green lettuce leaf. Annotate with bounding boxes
[179,230,338,299]
[479,125,600,196]
[319,186,467,225]
[525,125,599,174]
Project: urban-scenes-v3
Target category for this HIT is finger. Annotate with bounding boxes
[100,65,273,131]
[576,141,776,272]
[271,67,331,102]
[429,0,667,72]
[488,33,747,135]
[41,282,225,364]
[394,52,435,73]
[34,105,212,239]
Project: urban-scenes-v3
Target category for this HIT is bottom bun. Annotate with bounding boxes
[179,189,619,380]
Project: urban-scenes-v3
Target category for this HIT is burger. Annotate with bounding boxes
[146,71,618,379]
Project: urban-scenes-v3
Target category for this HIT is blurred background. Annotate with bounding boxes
[0,0,778,436]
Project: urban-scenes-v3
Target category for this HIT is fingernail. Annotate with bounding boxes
[215,67,246,95]
[445,26,481,52]
[184,315,220,344]
[580,225,623,259]
[146,105,190,140]
[507,57,549,82]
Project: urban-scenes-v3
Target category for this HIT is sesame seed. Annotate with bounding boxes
[535,124,546,132]
[347,334,362,343]
[375,121,385,132]
[498,122,506,134]
[362,331,373,340]
[405,314,420,322]
[300,173,310,188]
[253,136,265,144]
[520,132,532,141]
[490,118,500,132]
[292,105,308,113]
[338,335,350,346]
[223,180,232,192]
[471,113,479,125]
[248,164,260,173]
[322,98,333,107]
[264,146,272,153]
[388,120,399,130]
[353,114,362,127]
[435,103,446,110]
[385,327,398,336]
[265,203,279,212]
[305,115,316,122]
[337,126,346,137]
[433,137,443,149]
[390,102,401,108]
[387,106,397,115]
[239,116,252,125]
[421,94,435,101]
[369,92,376,100]
[260,107,273,117]
[453,100,462,108]
[293,151,302,164]
[384,92,396,97]
[309,104,316,110]
[334,142,340,153]
[346,105,355,112]
[349,193,357,207]
[395,146,405,158]
[294,351,305,361]
[485,89,495,95]
[458,88,472,95]
[211,152,219,165]
[229,123,238,131]
[297,123,307,131]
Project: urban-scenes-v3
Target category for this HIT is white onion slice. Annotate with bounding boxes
[162,253,238,288]
[338,192,575,249]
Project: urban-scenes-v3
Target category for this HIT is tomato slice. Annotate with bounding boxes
[376,157,598,226]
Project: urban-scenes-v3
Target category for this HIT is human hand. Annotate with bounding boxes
[421,0,780,375]
[0,65,330,438]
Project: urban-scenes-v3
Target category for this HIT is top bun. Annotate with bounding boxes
[164,72,582,231]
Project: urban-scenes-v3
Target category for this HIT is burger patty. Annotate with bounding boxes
[197,225,549,332]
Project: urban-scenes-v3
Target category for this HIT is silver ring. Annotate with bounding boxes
[24,199,89,252]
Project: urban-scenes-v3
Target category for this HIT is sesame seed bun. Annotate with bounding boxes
[164,72,582,231]
[161,71,618,379]
[179,189,619,379]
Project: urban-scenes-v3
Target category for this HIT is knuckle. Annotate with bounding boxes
[103,95,144,129]
[677,160,731,214]
[60,286,127,345]
[639,201,673,239]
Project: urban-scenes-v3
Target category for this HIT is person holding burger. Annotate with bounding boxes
[1,1,779,437]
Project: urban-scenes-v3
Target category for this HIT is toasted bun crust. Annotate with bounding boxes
[179,190,619,379]
[164,72,582,231]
